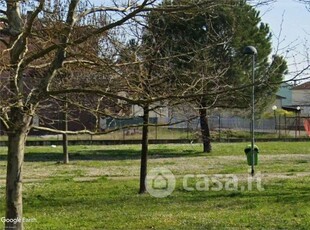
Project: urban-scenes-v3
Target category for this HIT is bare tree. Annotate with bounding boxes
[0,0,288,228]
[115,38,184,193]
[0,0,159,229]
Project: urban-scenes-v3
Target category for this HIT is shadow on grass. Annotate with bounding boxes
[24,181,310,211]
[0,148,205,162]
[18,179,310,230]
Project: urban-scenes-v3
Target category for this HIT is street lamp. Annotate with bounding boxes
[243,45,257,176]
[297,106,301,137]
[272,105,277,133]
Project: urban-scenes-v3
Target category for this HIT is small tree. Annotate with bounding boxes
[116,38,189,193]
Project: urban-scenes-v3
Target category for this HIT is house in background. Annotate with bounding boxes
[277,82,293,106]
[290,81,310,116]
[268,80,310,117]
[269,81,310,116]
[267,82,293,113]
[270,95,286,111]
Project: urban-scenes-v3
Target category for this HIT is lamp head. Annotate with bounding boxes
[243,46,257,55]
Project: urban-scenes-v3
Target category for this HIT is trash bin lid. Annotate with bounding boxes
[244,144,259,152]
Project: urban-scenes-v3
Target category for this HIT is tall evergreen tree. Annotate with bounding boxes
[145,0,287,152]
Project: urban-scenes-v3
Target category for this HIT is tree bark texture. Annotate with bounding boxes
[139,105,149,194]
[199,106,212,153]
[63,133,69,164]
[5,108,31,230]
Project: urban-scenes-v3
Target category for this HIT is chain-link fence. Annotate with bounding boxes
[0,115,307,142]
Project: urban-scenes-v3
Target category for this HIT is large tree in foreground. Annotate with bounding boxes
[146,0,287,152]
[0,0,157,229]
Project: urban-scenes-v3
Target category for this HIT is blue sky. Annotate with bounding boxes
[258,0,310,82]
[89,0,309,82]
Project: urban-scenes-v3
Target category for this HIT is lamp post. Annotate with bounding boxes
[272,105,277,133]
[243,46,257,176]
[297,106,301,137]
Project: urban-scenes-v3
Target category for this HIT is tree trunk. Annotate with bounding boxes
[199,106,212,153]
[6,132,26,230]
[62,104,69,163]
[5,107,32,230]
[5,133,27,230]
[63,133,69,164]
[139,105,149,194]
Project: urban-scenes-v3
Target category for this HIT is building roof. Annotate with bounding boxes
[276,94,286,99]
[291,81,310,90]
[282,105,301,112]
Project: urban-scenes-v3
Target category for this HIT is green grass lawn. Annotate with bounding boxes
[0,142,310,229]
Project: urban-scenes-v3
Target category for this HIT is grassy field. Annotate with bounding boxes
[0,142,310,229]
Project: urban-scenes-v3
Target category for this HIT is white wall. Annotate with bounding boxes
[292,89,310,115]
[292,90,308,105]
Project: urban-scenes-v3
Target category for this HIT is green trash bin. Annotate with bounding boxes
[244,145,259,166]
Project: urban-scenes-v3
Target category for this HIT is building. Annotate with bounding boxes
[290,81,310,116]
[278,82,293,106]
